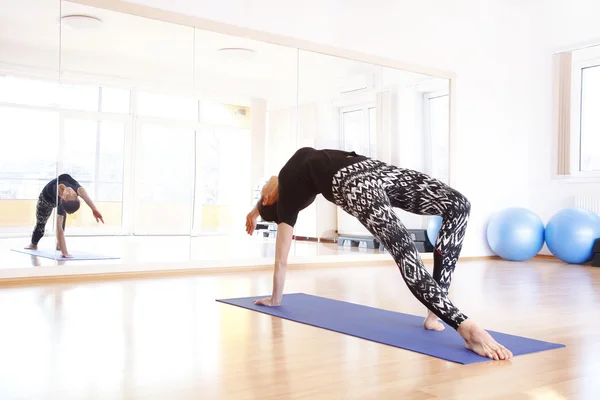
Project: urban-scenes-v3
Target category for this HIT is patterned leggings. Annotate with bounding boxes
[31,193,64,245]
[332,159,471,330]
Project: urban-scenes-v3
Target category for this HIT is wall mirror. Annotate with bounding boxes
[0,0,452,275]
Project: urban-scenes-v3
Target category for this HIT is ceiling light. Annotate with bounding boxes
[61,15,103,30]
[217,48,256,62]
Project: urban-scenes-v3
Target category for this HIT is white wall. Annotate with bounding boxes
[128,0,540,256]
[128,0,546,257]
[522,0,600,254]
[532,0,600,52]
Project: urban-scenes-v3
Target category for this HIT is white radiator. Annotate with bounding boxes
[572,195,600,215]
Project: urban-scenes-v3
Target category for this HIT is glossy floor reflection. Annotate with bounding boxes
[0,258,597,399]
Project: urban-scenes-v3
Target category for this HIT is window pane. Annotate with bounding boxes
[137,91,198,121]
[200,100,238,126]
[62,119,97,182]
[98,121,126,184]
[74,181,95,199]
[580,65,600,171]
[0,76,59,108]
[0,107,58,229]
[61,119,125,228]
[195,125,251,234]
[0,180,49,200]
[0,107,58,186]
[97,183,123,202]
[59,84,100,112]
[62,119,125,200]
[101,87,130,114]
[134,124,194,234]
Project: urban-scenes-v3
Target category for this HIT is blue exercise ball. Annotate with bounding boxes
[486,207,545,261]
[545,207,600,264]
[427,215,443,245]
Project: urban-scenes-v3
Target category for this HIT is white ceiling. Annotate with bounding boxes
[0,0,444,109]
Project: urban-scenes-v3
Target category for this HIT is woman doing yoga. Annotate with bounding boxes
[245,147,512,360]
[25,173,104,258]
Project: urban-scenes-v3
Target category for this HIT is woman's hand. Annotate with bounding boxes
[254,297,280,306]
[246,208,258,235]
[92,209,104,224]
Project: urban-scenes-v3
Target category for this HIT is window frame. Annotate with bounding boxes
[569,48,600,179]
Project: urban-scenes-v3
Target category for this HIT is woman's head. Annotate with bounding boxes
[256,177,279,223]
[257,200,279,223]
[59,186,80,214]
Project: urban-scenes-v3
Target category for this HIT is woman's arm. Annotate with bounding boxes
[254,222,294,306]
[77,187,104,223]
[245,202,260,235]
[56,215,71,258]
[77,187,96,211]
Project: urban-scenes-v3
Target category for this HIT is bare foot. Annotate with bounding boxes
[25,244,37,250]
[457,319,513,360]
[424,311,445,331]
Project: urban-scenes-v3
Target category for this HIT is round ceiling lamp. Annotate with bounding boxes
[61,15,103,30]
[217,48,256,62]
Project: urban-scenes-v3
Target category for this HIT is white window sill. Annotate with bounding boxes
[555,175,600,184]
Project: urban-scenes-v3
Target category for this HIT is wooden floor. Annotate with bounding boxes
[0,257,598,399]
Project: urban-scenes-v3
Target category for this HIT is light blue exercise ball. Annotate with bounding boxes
[486,207,545,261]
[427,215,443,245]
[545,207,600,264]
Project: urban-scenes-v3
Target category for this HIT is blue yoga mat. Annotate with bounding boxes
[217,293,565,364]
[12,248,119,261]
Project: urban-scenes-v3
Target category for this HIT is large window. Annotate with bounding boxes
[579,65,600,172]
[558,46,600,178]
